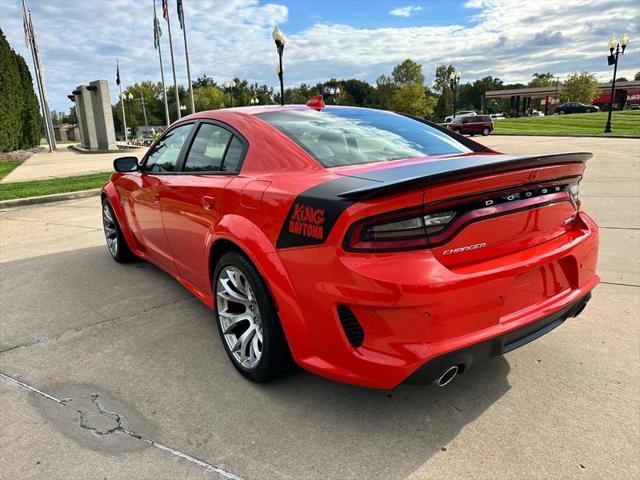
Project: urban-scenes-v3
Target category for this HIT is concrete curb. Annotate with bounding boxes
[492,133,640,139]
[0,188,101,210]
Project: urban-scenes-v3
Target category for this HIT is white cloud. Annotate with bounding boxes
[1,0,638,112]
[389,6,423,17]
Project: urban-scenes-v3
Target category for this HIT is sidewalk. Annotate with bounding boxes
[1,145,148,183]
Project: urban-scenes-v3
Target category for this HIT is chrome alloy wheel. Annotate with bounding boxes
[216,266,263,369]
[102,203,118,257]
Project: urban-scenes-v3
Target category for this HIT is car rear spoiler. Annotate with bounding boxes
[337,152,592,200]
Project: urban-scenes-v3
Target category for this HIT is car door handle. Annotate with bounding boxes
[202,196,216,210]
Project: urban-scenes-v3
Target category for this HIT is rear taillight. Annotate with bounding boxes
[345,207,456,252]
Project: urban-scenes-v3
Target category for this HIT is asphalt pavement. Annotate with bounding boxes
[1,136,638,479]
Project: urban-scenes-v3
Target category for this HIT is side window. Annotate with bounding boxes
[183,123,232,172]
[143,124,192,173]
[221,136,244,172]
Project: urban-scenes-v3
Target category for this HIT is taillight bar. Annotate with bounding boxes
[344,180,580,253]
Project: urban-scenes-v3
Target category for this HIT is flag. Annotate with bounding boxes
[162,0,168,21]
[154,14,162,49]
[177,0,184,30]
[116,59,120,86]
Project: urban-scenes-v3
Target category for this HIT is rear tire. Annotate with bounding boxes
[482,127,490,136]
[102,198,134,263]
[213,251,292,382]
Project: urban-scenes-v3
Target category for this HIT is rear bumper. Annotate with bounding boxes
[276,211,600,389]
[405,292,591,384]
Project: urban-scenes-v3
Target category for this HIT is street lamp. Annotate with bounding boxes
[272,26,287,106]
[224,80,236,107]
[604,33,630,133]
[449,69,461,119]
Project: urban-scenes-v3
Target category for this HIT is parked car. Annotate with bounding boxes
[555,102,599,114]
[444,110,477,123]
[490,113,507,120]
[623,103,640,110]
[102,103,599,389]
[446,114,494,136]
[530,110,545,117]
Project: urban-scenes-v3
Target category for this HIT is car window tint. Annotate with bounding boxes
[256,108,471,168]
[184,123,232,172]
[144,124,192,173]
[221,136,244,172]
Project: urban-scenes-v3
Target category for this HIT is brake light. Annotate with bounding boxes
[345,207,456,252]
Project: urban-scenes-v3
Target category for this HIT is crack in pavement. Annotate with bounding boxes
[600,281,640,288]
[0,372,244,480]
[0,295,194,355]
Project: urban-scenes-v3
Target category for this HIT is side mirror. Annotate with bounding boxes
[113,156,139,172]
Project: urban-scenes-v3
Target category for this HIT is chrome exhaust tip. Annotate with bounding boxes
[435,365,459,387]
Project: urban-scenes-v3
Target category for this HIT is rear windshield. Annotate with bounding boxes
[255,108,472,167]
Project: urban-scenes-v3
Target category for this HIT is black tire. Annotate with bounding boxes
[101,198,134,263]
[558,110,565,115]
[213,251,292,382]
[482,127,491,136]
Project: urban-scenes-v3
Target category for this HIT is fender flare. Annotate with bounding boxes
[101,183,143,254]
[208,214,316,361]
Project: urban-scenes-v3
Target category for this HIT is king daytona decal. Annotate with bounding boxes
[288,203,326,240]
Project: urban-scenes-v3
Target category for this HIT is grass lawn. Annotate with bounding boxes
[0,160,23,181]
[493,110,640,137]
[0,172,111,201]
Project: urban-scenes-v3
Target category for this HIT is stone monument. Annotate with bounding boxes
[70,80,117,151]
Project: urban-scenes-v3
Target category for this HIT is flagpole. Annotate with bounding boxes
[154,0,170,126]
[178,0,195,113]
[22,1,55,152]
[164,0,181,119]
[117,60,128,143]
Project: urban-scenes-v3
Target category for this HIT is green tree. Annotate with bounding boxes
[16,54,41,148]
[432,64,456,94]
[392,59,425,86]
[371,74,396,109]
[560,72,599,103]
[635,71,640,81]
[390,83,436,117]
[0,28,41,152]
[528,72,555,87]
[194,84,225,111]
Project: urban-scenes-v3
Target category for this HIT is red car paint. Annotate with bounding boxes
[102,105,599,389]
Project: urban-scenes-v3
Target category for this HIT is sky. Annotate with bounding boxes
[2,0,639,112]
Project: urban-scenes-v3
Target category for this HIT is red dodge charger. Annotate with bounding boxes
[101,104,599,389]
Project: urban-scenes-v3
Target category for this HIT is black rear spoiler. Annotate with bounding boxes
[337,152,591,200]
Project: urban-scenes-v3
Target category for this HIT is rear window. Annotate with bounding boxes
[256,108,471,167]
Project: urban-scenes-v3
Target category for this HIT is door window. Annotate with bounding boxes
[143,124,193,173]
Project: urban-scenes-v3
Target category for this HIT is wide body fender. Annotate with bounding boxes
[101,182,144,256]
[210,214,316,361]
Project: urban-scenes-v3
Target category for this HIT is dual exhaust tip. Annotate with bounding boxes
[435,365,460,387]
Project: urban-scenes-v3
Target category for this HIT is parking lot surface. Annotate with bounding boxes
[1,136,638,479]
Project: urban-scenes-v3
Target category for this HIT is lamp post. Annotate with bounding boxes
[224,81,236,107]
[272,26,287,106]
[604,33,630,133]
[449,69,461,119]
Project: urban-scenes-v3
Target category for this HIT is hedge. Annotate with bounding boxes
[0,28,42,152]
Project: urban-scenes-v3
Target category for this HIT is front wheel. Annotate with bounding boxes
[214,251,292,382]
[102,198,134,262]
[482,127,491,136]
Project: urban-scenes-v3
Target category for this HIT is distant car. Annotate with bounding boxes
[444,110,477,123]
[530,110,545,117]
[555,102,599,114]
[446,114,494,136]
[623,103,640,110]
[490,113,507,120]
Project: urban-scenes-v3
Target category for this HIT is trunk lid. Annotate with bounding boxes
[337,152,589,265]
